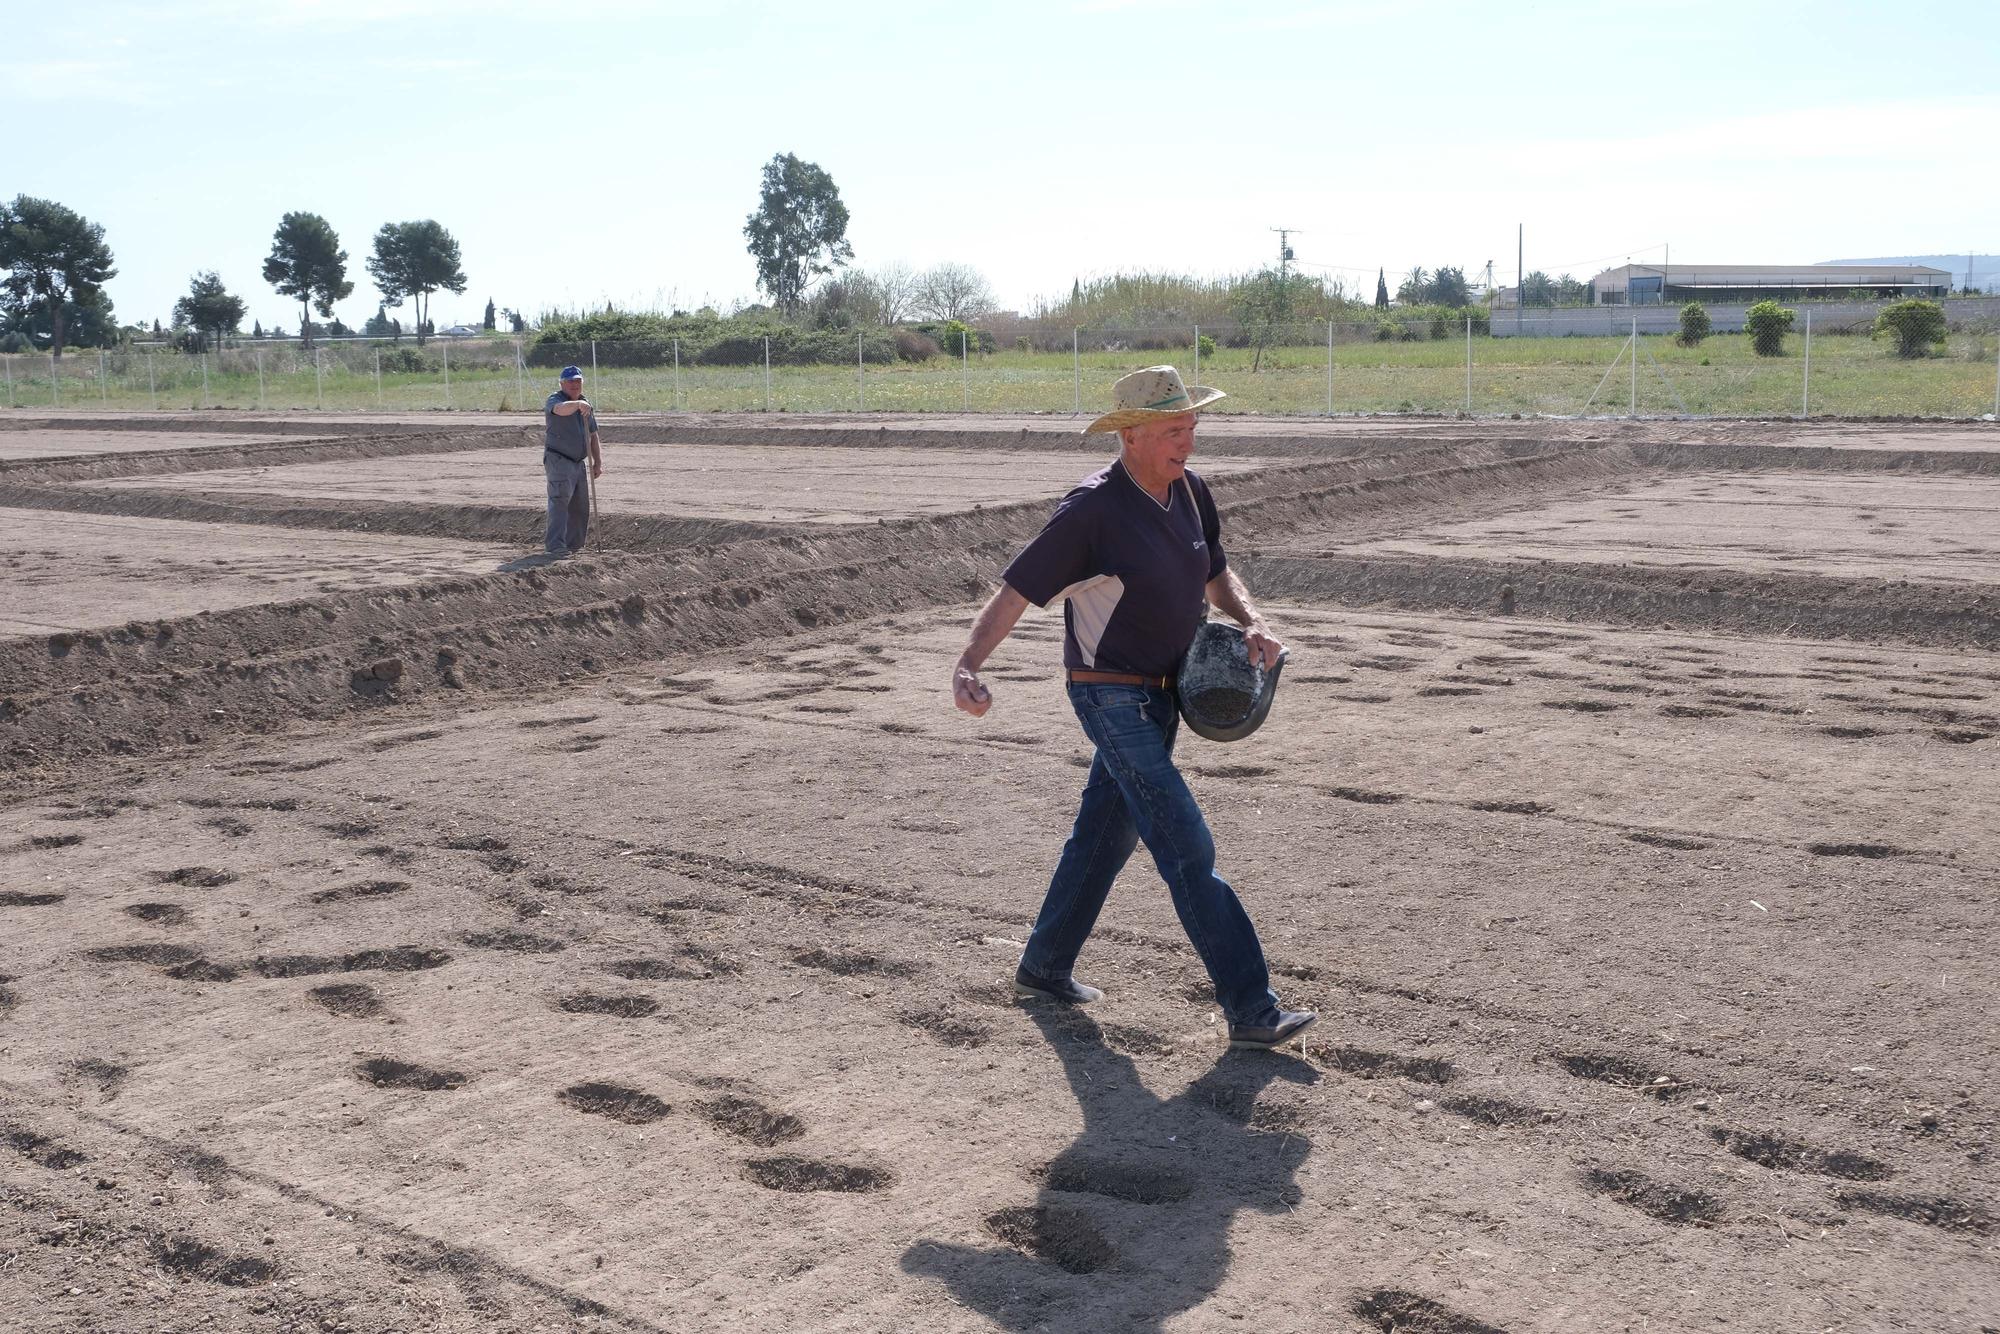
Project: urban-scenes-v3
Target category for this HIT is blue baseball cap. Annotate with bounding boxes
[559,365,583,381]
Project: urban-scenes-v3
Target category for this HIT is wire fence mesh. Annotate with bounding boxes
[9,320,1999,420]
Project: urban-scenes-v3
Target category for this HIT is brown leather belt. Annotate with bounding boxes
[1066,669,1173,689]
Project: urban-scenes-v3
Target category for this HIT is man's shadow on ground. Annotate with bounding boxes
[497,552,561,573]
[901,1006,1319,1332]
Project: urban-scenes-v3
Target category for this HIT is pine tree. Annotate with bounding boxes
[482,297,496,330]
[253,320,263,338]
[1374,269,1389,309]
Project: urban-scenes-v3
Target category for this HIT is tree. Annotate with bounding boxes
[366,219,466,346]
[0,195,117,358]
[1428,265,1471,309]
[1676,301,1711,348]
[912,263,997,322]
[263,212,353,349]
[1744,300,1795,357]
[1520,271,1556,307]
[742,152,852,317]
[1395,266,1429,304]
[1230,267,1305,372]
[482,297,496,331]
[252,320,263,338]
[1874,299,1948,358]
[508,309,526,334]
[363,303,396,339]
[1374,269,1388,309]
[171,271,247,353]
[866,263,917,325]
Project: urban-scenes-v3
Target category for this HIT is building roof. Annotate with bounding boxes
[1593,263,1951,285]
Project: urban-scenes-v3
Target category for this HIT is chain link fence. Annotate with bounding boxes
[9,319,1999,420]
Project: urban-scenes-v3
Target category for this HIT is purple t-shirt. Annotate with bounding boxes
[1002,460,1227,678]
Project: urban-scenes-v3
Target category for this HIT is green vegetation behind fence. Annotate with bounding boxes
[7,328,1998,419]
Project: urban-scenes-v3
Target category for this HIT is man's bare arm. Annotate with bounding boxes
[550,399,592,417]
[1206,568,1284,669]
[951,583,1031,716]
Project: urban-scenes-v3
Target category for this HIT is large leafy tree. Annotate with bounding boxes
[262,211,353,348]
[743,152,852,317]
[366,219,466,345]
[171,271,247,353]
[0,195,117,358]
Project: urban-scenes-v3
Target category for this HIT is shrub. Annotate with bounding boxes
[1015,335,1032,353]
[1196,333,1217,358]
[1744,300,1795,357]
[377,347,438,374]
[1397,324,1420,343]
[1873,299,1948,359]
[1676,301,1711,347]
[0,331,29,353]
[1428,312,1451,341]
[895,330,939,362]
[1374,322,1396,343]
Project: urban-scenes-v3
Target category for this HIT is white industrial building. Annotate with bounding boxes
[1589,263,1951,306]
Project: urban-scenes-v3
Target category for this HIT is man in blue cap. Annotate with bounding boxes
[543,366,603,557]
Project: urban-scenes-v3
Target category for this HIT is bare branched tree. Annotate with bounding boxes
[867,262,917,325]
[912,262,996,322]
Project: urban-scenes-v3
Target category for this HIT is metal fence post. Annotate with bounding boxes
[1464,316,1472,413]
[857,329,865,412]
[1629,316,1638,417]
[672,337,681,410]
[590,339,598,409]
[316,349,325,410]
[442,339,451,409]
[200,352,209,405]
[961,330,969,411]
[1192,323,1200,390]
[1802,308,1812,418]
[3,353,12,408]
[514,339,525,411]
[1327,320,1335,416]
[99,349,108,404]
[1072,328,1080,415]
[146,351,156,410]
[763,336,772,412]
[1993,333,1999,419]
[50,352,59,407]
[374,349,382,407]
[256,347,266,408]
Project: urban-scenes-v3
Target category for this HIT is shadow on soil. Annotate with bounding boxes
[901,1007,1316,1330]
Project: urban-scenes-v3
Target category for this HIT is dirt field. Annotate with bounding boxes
[2,412,1996,1333]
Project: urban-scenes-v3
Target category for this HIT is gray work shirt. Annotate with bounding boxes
[544,391,594,462]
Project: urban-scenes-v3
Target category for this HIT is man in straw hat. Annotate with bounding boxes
[950,366,1315,1051]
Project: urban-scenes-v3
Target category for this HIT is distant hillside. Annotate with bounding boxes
[1820,254,1999,290]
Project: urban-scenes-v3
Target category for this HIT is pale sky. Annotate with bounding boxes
[10,0,1996,332]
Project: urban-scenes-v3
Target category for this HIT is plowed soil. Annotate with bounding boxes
[1,412,1996,1333]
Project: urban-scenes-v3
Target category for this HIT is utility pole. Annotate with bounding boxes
[1269,227,1302,279]
[1518,223,1523,333]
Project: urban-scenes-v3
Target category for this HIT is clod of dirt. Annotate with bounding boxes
[1558,1052,1681,1097]
[203,815,254,837]
[1320,1045,1456,1085]
[605,957,707,981]
[355,1057,468,1092]
[981,1204,1115,1273]
[321,821,378,840]
[530,871,604,897]
[84,943,199,967]
[30,833,84,849]
[1834,1189,1993,1233]
[1417,686,1484,698]
[254,954,343,979]
[164,959,239,983]
[462,930,566,954]
[1933,728,1991,744]
[154,867,237,888]
[1350,1288,1510,1334]
[440,835,509,853]
[1582,1167,1724,1225]
[556,992,659,1018]
[1325,786,1405,805]
[342,945,451,973]
[1039,1156,1194,1204]
[790,946,918,979]
[559,1081,670,1125]
[68,1058,128,1102]
[896,1009,990,1048]
[123,902,192,926]
[0,891,66,907]
[1660,703,1731,719]
[697,1095,805,1147]
[1705,1126,1889,1181]
[1822,725,1885,739]
[1468,799,1550,815]
[1624,831,1710,851]
[1542,699,1624,713]
[152,1237,277,1287]
[1806,842,1911,860]
[308,983,387,1019]
[310,879,411,906]
[1437,1094,1551,1128]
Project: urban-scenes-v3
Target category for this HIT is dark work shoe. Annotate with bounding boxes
[1227,1009,1317,1051]
[1013,967,1104,1005]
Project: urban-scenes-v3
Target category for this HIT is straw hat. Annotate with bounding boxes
[1083,365,1227,434]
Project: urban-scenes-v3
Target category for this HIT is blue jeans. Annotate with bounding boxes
[544,454,591,554]
[1020,684,1282,1027]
